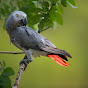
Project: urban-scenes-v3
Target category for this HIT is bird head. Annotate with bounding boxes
[5,11,27,35]
[6,11,27,28]
[12,11,27,26]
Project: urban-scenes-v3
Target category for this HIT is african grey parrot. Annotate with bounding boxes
[5,11,72,67]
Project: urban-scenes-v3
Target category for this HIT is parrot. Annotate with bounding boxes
[5,11,72,68]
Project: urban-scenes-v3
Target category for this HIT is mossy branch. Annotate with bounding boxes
[12,63,26,88]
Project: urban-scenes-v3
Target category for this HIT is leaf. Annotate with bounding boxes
[57,3,64,14]
[42,1,49,12]
[55,12,63,25]
[67,0,75,6]
[2,67,15,76]
[38,19,44,31]
[67,1,78,8]
[43,14,53,28]
[61,0,67,7]
[0,76,12,88]
[51,0,57,4]
[29,14,42,25]
[38,13,53,31]
[49,5,57,20]
[49,6,63,25]
[0,61,6,71]
[32,1,38,7]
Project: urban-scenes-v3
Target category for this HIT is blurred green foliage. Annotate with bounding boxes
[0,61,15,88]
[0,0,76,31]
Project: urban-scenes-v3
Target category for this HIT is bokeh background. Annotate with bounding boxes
[0,0,88,88]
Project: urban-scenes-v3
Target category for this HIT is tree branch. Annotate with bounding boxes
[0,51,25,54]
[12,63,26,88]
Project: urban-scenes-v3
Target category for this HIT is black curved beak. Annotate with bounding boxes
[20,17,27,26]
[22,17,27,26]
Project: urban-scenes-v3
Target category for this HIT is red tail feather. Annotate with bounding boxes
[47,55,70,67]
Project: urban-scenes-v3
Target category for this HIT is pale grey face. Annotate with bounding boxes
[12,11,27,26]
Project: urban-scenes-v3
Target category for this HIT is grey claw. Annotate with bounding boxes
[19,59,29,70]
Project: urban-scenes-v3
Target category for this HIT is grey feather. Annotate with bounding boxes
[41,47,72,58]
[11,26,55,50]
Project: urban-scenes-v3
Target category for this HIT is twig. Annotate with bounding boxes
[12,63,25,88]
[38,26,51,33]
[0,51,25,54]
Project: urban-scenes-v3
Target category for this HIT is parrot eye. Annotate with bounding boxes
[16,14,19,17]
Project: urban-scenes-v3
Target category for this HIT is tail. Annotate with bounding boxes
[47,55,70,67]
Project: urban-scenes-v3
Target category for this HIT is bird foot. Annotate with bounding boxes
[19,59,32,70]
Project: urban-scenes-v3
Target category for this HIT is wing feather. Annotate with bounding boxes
[11,26,72,58]
[41,46,72,58]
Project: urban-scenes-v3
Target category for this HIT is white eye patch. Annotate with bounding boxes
[16,14,19,17]
[15,13,25,18]
[13,11,27,22]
